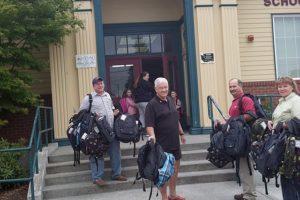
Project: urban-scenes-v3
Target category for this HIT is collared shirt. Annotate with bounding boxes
[229,93,256,117]
[79,91,114,128]
[145,96,179,150]
[272,92,300,128]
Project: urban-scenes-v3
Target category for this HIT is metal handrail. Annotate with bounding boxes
[0,106,54,200]
[207,95,226,128]
[207,94,281,128]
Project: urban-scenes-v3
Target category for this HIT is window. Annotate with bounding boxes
[104,33,169,55]
[116,36,128,55]
[104,36,116,55]
[109,64,134,98]
[273,15,300,78]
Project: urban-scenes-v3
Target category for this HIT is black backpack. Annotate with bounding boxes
[95,115,115,144]
[114,114,141,156]
[223,117,252,158]
[134,141,166,200]
[67,94,93,166]
[206,124,235,168]
[239,93,267,119]
[222,117,252,185]
[250,129,286,194]
[80,121,110,158]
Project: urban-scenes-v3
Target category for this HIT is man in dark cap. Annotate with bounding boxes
[79,77,127,186]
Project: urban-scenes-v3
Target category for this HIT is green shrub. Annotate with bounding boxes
[0,138,27,181]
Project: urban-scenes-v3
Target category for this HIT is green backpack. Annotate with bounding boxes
[280,135,300,180]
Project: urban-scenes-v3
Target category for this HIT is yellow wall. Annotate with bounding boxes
[102,0,183,23]
[194,0,241,126]
[237,0,300,82]
[49,1,99,139]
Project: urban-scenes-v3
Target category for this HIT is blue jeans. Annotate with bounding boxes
[281,175,300,200]
[89,139,122,182]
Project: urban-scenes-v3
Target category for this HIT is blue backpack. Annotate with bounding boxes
[155,152,175,188]
[67,94,93,166]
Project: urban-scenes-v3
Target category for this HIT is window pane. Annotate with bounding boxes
[128,35,139,54]
[274,15,300,78]
[109,64,134,99]
[116,36,128,55]
[296,17,300,36]
[104,36,116,55]
[274,17,285,37]
[276,58,287,76]
[286,38,296,57]
[275,38,286,58]
[139,35,150,53]
[150,34,162,53]
[163,33,173,52]
[284,17,295,37]
[297,37,300,57]
[287,58,298,77]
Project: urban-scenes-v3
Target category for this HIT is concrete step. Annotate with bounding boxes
[48,142,210,164]
[45,160,234,186]
[46,149,208,174]
[43,169,235,199]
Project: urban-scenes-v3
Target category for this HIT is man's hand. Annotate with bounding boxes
[180,134,186,144]
[148,135,156,144]
[267,120,273,130]
[113,109,119,116]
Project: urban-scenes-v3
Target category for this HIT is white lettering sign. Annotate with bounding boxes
[76,54,96,68]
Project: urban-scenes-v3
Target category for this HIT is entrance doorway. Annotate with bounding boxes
[106,55,178,103]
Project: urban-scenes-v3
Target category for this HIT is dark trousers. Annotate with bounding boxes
[281,175,300,200]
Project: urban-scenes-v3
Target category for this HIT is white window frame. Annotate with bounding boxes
[273,14,300,80]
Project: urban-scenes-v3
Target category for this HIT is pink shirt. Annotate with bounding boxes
[126,97,138,115]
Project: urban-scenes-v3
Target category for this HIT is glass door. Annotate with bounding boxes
[106,58,141,104]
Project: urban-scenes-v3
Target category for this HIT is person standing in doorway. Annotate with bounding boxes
[133,71,154,130]
[79,77,127,186]
[170,90,183,121]
[145,77,186,200]
[119,88,138,118]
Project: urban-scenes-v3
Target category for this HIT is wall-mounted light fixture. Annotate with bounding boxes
[247,35,254,42]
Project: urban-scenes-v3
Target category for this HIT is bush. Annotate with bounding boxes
[0,138,27,182]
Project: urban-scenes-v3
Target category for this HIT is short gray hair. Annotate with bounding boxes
[154,77,168,88]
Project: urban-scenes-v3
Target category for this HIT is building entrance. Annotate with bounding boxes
[106,55,178,104]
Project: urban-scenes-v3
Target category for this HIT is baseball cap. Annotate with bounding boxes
[92,77,104,85]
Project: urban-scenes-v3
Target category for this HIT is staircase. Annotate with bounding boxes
[43,134,235,199]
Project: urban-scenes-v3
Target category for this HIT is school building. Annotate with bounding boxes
[2,0,300,141]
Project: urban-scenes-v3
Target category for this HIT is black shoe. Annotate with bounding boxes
[234,194,245,200]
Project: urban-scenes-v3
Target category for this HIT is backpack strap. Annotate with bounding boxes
[239,94,258,119]
[246,155,252,176]
[235,157,241,186]
[88,93,93,112]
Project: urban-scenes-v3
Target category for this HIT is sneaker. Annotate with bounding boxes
[112,175,127,181]
[94,179,106,186]
[167,195,186,200]
[234,193,246,200]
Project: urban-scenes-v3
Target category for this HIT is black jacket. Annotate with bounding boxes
[134,79,154,103]
[287,117,300,137]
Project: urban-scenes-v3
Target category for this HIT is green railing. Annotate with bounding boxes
[207,94,280,127]
[207,95,226,128]
[0,106,54,200]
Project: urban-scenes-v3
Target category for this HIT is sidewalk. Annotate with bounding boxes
[52,175,283,200]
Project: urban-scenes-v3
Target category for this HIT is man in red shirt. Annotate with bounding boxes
[218,79,257,200]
